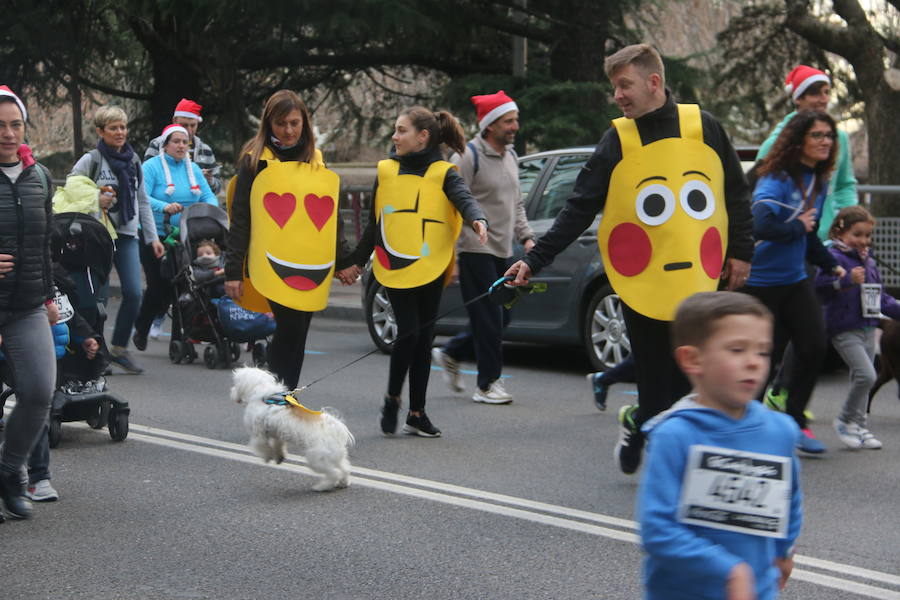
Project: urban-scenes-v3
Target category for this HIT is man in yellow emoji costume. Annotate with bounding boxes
[506,44,754,475]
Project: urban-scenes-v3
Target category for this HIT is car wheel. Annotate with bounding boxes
[365,281,397,354]
[583,284,631,371]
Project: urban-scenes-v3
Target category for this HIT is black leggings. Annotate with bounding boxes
[385,277,444,412]
[268,301,314,390]
[742,279,826,429]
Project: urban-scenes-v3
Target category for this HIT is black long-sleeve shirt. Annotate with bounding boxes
[522,92,754,275]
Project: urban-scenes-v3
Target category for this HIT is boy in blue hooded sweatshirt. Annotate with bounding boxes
[638,291,803,600]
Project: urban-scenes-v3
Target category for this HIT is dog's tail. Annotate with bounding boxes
[321,408,356,448]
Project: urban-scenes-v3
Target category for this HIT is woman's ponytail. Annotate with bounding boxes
[434,110,466,155]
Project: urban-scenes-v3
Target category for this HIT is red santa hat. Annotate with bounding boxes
[172,98,203,122]
[784,66,830,101]
[161,123,190,143]
[471,90,518,132]
[0,85,27,121]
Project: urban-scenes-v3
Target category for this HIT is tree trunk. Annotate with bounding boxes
[69,83,83,158]
[148,54,203,135]
[863,85,900,215]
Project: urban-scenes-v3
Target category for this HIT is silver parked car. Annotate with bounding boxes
[361,146,628,371]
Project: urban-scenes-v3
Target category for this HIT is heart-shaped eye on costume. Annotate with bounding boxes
[305,193,334,231]
[263,192,296,228]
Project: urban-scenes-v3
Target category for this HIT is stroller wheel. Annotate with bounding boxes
[204,345,219,369]
[169,340,186,364]
[252,341,268,367]
[108,410,128,442]
[48,417,62,449]
[86,401,109,430]
[229,342,242,363]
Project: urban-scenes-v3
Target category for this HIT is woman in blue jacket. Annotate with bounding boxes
[132,124,218,350]
[742,110,844,454]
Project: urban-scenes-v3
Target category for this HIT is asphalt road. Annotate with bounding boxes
[3,313,900,599]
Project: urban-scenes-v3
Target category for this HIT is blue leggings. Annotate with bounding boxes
[0,306,56,474]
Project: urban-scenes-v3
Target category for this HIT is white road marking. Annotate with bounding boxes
[121,423,900,599]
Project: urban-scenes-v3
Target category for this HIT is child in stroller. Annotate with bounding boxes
[167,203,273,369]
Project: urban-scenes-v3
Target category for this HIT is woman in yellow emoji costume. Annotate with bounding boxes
[505,44,754,475]
[225,90,359,390]
[350,107,487,438]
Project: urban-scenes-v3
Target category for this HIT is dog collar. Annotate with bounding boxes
[265,393,322,415]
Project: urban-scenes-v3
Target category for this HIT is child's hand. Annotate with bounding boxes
[798,208,817,232]
[214,268,225,276]
[850,266,866,284]
[774,556,793,590]
[83,337,99,360]
[46,301,60,325]
[726,562,756,600]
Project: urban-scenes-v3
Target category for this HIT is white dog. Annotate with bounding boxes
[230,367,354,491]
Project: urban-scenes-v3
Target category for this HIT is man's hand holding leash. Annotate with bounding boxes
[504,260,532,287]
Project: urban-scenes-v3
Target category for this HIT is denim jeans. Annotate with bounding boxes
[0,306,56,474]
[109,234,143,348]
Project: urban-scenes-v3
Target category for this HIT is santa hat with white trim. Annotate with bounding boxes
[173,98,203,122]
[159,124,201,196]
[471,90,518,132]
[784,66,831,102]
[0,85,27,121]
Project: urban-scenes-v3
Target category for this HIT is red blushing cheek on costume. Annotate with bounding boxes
[700,227,723,279]
[608,223,652,276]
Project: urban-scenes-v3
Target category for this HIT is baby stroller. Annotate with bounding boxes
[0,212,130,447]
[165,203,273,369]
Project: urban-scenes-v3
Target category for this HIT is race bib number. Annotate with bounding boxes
[52,291,75,324]
[861,283,882,318]
[677,445,791,539]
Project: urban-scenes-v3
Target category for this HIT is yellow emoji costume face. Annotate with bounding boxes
[598,104,728,321]
[372,159,462,289]
[228,148,340,312]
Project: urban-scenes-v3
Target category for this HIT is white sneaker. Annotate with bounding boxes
[432,347,464,393]
[149,316,165,340]
[26,479,59,502]
[858,428,883,450]
[833,418,863,449]
[473,379,512,404]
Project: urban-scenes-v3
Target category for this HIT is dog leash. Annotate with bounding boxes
[292,276,535,394]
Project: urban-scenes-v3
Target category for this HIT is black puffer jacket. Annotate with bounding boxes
[0,159,54,311]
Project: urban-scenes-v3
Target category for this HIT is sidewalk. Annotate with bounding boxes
[107,268,365,320]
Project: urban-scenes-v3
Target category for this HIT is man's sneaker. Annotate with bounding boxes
[109,349,144,374]
[380,396,400,435]
[149,316,165,340]
[796,428,826,454]
[764,387,816,421]
[26,479,59,502]
[585,372,609,411]
[402,412,442,437]
[432,347,464,393]
[833,419,863,449]
[473,379,512,404]
[614,404,645,475]
[858,428,883,450]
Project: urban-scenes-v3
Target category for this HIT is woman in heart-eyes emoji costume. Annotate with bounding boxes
[225,90,359,390]
[349,106,487,438]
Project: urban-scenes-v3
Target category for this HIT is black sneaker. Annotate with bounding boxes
[614,404,645,475]
[380,396,400,435]
[585,372,609,411]
[403,412,442,438]
[132,330,148,352]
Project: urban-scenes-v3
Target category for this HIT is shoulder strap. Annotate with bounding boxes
[34,164,50,201]
[612,117,642,157]
[676,104,703,142]
[88,149,102,182]
[467,141,479,176]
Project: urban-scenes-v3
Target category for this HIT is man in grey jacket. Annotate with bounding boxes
[433,91,534,404]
